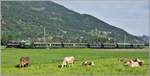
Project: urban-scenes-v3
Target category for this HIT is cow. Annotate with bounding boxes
[19,57,30,68]
[81,60,95,67]
[126,60,140,67]
[58,56,75,68]
[125,58,144,67]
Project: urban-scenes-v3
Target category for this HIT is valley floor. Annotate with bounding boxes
[1,48,149,76]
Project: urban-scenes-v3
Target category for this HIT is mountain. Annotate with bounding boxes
[1,1,144,43]
[137,35,149,43]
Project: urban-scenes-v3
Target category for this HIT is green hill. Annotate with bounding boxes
[1,1,143,43]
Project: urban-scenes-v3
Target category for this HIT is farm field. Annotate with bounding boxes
[1,48,149,76]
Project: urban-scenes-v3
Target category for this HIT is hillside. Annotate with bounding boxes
[138,35,149,43]
[1,1,143,43]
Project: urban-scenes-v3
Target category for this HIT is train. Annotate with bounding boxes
[6,41,145,49]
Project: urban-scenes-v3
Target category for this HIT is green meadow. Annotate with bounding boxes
[1,48,149,76]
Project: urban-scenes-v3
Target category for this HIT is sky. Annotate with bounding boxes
[51,0,149,36]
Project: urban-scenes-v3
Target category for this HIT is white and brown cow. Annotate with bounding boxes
[58,56,75,68]
[126,58,144,67]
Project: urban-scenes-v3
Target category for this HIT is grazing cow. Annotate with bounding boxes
[82,60,95,67]
[58,56,75,68]
[19,57,30,68]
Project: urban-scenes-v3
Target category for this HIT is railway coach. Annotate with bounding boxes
[6,41,145,49]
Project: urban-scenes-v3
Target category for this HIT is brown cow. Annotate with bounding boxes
[19,57,30,67]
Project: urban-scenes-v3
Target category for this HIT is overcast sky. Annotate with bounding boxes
[51,0,149,36]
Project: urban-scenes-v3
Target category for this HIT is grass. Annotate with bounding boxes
[1,48,149,76]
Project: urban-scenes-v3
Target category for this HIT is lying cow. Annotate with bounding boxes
[126,60,140,67]
[82,60,95,67]
[58,56,75,68]
[126,58,144,67]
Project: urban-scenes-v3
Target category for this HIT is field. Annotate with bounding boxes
[2,48,149,76]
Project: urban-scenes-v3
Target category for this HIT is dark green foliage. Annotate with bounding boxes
[1,1,143,43]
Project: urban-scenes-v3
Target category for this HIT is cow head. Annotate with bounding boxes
[58,64,63,68]
[58,64,68,68]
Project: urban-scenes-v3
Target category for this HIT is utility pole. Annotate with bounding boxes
[44,26,46,43]
[43,26,48,48]
[44,26,48,48]
[124,34,126,48]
